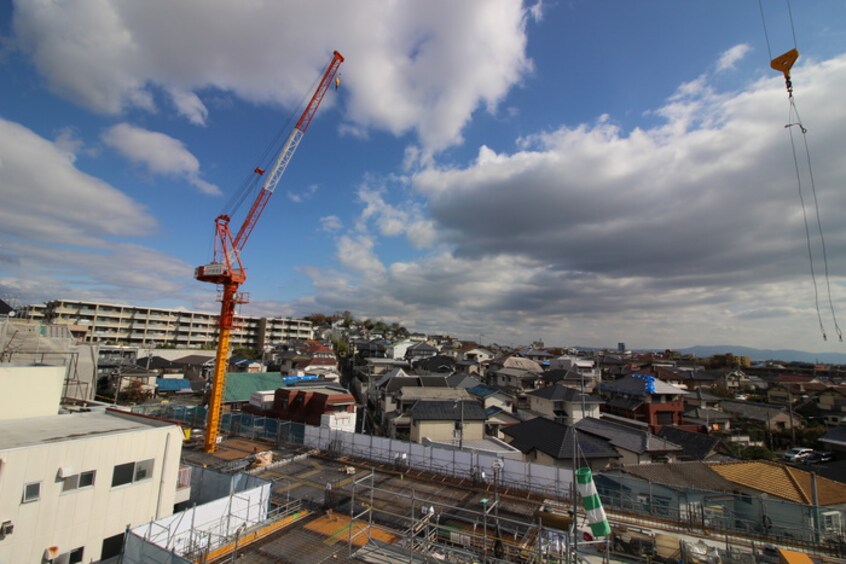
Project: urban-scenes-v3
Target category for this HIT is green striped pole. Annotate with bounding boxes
[575,467,611,538]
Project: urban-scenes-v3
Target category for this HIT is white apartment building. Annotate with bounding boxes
[0,410,187,563]
[21,299,313,349]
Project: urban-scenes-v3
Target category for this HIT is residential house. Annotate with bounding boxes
[656,426,735,461]
[405,341,439,362]
[719,399,801,432]
[413,354,456,373]
[461,346,494,364]
[796,386,846,426]
[539,369,599,393]
[387,338,418,360]
[600,460,846,540]
[549,355,601,387]
[575,417,683,464]
[501,417,621,472]
[172,354,214,379]
[685,388,724,410]
[249,384,357,431]
[389,386,466,438]
[525,383,602,425]
[409,400,486,446]
[446,372,483,389]
[520,348,554,366]
[493,368,542,410]
[599,374,691,433]
[352,357,411,399]
[682,406,732,432]
[652,365,717,390]
[486,355,543,377]
[467,384,513,414]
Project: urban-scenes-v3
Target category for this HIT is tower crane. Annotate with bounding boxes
[195,51,344,453]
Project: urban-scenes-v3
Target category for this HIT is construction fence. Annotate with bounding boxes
[130,404,574,500]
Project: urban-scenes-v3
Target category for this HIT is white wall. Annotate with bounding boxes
[0,414,183,563]
[130,481,271,557]
[0,365,65,420]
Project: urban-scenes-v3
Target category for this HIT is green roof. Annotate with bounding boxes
[223,372,284,403]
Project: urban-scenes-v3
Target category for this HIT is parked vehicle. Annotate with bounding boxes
[782,447,813,462]
[803,451,834,464]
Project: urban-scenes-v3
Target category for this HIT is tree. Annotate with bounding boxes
[118,379,152,404]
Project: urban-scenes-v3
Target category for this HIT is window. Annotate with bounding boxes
[50,546,84,564]
[101,533,124,560]
[656,412,674,425]
[111,459,154,487]
[22,481,40,503]
[62,470,96,492]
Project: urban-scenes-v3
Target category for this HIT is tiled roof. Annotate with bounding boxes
[502,417,620,461]
[409,400,486,421]
[720,400,788,422]
[709,460,846,505]
[617,462,740,492]
[173,354,214,365]
[575,417,681,454]
[528,384,602,404]
[656,426,722,460]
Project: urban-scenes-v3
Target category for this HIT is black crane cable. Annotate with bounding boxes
[758,0,842,341]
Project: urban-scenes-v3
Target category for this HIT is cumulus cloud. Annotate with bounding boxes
[320,215,343,233]
[101,123,221,195]
[355,181,438,249]
[0,118,156,246]
[717,43,751,72]
[303,54,846,350]
[12,0,532,155]
[0,118,202,308]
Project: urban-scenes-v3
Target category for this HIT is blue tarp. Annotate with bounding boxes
[156,378,192,392]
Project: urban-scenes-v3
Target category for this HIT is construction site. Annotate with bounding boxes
[117,419,845,564]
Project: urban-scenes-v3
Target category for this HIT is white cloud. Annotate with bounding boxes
[336,234,385,277]
[355,181,438,249]
[0,118,204,309]
[320,215,343,233]
[12,0,533,155]
[168,88,209,126]
[287,184,318,203]
[717,43,751,72]
[101,123,221,195]
[302,54,846,351]
[0,117,156,246]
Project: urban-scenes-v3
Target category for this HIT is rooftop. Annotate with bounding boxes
[0,409,174,450]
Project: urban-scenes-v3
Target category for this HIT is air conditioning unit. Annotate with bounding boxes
[56,466,74,479]
[0,520,13,538]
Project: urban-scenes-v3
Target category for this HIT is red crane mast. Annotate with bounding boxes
[195,51,344,452]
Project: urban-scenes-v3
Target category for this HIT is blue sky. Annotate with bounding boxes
[2,1,846,352]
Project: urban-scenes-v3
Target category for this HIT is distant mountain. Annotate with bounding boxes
[678,345,846,365]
